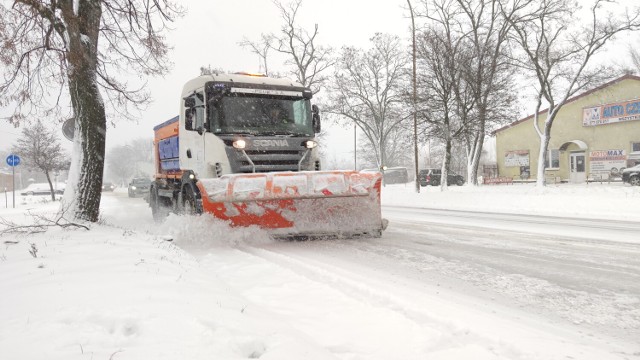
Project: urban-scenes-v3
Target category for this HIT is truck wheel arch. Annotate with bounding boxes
[180,171,203,214]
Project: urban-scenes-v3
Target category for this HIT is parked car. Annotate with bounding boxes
[383,167,410,184]
[362,167,410,184]
[418,168,465,186]
[20,183,64,196]
[128,178,151,198]
[622,164,640,186]
[102,181,116,192]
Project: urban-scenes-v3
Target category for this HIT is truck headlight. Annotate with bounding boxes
[131,186,137,190]
[233,139,246,149]
[305,140,317,149]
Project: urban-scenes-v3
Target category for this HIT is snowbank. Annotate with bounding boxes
[381,181,640,221]
[0,205,333,360]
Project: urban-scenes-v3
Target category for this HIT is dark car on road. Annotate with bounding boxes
[622,164,640,186]
[418,168,465,186]
[102,181,116,192]
[128,178,151,198]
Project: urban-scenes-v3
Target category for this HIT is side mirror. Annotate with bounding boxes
[312,104,321,133]
[184,97,195,108]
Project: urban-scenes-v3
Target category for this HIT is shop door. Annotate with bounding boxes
[570,152,586,183]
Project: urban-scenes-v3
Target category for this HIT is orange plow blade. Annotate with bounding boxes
[197,171,385,238]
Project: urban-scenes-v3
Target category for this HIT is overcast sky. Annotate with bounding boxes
[1,0,409,166]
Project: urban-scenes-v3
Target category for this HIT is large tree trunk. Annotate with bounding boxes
[468,107,487,185]
[467,134,482,185]
[62,0,106,222]
[45,171,55,202]
[441,137,452,190]
[536,123,551,187]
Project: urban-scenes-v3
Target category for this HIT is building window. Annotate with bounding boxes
[632,141,640,152]
[545,149,560,168]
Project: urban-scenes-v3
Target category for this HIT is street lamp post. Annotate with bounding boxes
[407,0,420,193]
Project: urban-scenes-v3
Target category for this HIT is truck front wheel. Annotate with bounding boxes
[182,187,201,215]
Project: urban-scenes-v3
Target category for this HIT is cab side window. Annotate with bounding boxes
[185,91,205,132]
[194,92,204,130]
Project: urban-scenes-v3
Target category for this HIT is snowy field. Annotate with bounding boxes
[0,182,639,359]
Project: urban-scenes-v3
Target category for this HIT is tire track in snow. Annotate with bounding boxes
[217,242,630,360]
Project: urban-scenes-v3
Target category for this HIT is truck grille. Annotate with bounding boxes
[239,150,304,173]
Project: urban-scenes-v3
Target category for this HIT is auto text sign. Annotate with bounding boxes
[583,98,640,126]
[6,154,20,167]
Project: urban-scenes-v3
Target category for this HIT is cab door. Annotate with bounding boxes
[180,88,206,176]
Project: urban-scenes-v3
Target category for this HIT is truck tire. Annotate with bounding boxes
[150,186,170,222]
[183,188,198,215]
[182,186,202,215]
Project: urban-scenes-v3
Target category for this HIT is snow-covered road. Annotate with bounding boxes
[98,190,640,359]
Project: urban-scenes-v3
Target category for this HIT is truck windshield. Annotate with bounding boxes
[208,94,313,136]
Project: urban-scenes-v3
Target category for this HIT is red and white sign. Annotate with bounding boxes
[504,150,529,167]
[589,149,627,175]
[583,98,640,126]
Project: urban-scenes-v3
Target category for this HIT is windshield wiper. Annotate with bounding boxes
[260,131,293,136]
[215,130,259,135]
[260,131,311,136]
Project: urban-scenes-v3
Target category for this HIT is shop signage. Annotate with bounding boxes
[589,149,627,176]
[583,98,640,126]
[504,150,529,167]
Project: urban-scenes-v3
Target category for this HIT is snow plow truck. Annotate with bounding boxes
[150,72,387,238]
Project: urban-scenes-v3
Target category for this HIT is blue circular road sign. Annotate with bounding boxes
[6,154,21,167]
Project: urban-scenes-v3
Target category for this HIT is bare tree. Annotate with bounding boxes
[0,1,182,221]
[454,0,518,185]
[106,138,153,186]
[357,126,414,169]
[200,65,227,76]
[630,46,640,73]
[128,138,154,164]
[239,34,276,76]
[106,146,135,186]
[240,0,334,94]
[12,121,69,201]
[416,1,473,190]
[505,0,640,186]
[415,0,517,185]
[325,33,410,170]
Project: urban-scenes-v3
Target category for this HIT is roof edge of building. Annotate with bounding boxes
[491,74,640,136]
